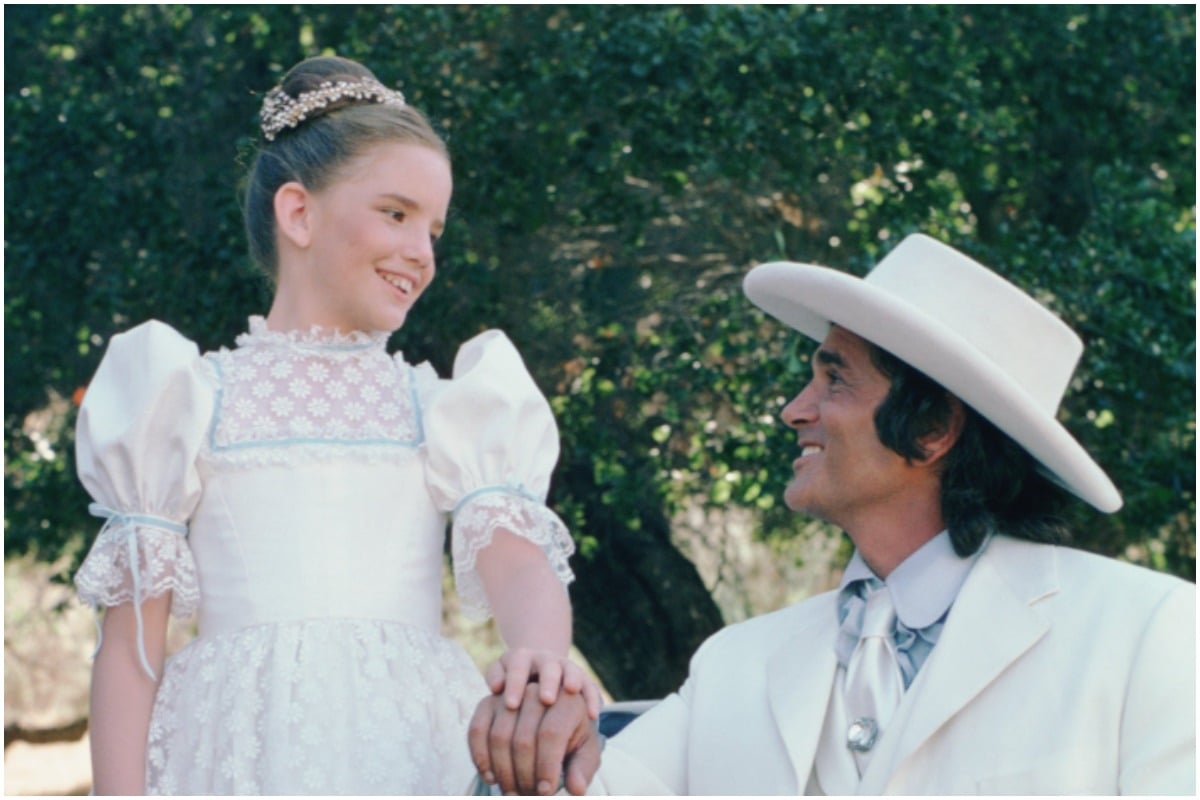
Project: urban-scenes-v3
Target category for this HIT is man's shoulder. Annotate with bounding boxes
[692,589,840,661]
[989,534,1186,580]
[984,534,1193,608]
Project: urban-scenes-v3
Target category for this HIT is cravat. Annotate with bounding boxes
[842,581,904,774]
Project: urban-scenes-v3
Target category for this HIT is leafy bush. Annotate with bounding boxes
[6,5,1193,695]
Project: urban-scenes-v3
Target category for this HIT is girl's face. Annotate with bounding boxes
[290,141,452,333]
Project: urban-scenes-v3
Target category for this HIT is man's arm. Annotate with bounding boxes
[1118,581,1196,794]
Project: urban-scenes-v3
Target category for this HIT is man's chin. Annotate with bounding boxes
[783,487,811,514]
[783,487,831,523]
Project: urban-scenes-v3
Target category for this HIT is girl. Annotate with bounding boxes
[74,55,596,795]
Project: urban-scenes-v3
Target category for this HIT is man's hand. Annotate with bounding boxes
[468,682,602,795]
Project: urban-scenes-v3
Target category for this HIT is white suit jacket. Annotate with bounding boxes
[592,535,1196,795]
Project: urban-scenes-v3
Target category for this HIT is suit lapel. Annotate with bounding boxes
[862,536,1059,793]
[764,593,841,790]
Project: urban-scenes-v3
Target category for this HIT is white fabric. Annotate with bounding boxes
[208,321,422,454]
[448,490,575,620]
[842,583,903,774]
[76,505,194,680]
[147,619,484,794]
[742,233,1122,513]
[73,318,573,794]
[423,329,575,619]
[591,535,1195,795]
[75,321,212,618]
[808,668,857,795]
[75,508,198,623]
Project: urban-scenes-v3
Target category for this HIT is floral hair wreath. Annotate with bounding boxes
[259,77,406,141]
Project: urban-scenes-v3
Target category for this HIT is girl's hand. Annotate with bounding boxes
[485,648,603,720]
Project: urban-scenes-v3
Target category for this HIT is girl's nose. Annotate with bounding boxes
[403,231,434,269]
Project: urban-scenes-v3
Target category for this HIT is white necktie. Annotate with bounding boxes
[843,582,904,774]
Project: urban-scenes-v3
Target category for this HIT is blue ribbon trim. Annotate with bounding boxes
[87,503,189,682]
[452,484,540,518]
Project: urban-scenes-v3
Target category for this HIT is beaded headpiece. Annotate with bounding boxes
[259,78,406,141]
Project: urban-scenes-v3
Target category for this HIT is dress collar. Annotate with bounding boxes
[236,315,390,351]
[840,530,982,630]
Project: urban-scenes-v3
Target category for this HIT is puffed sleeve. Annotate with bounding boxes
[422,330,575,621]
[73,320,215,679]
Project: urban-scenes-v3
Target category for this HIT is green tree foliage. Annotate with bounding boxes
[6,5,1194,697]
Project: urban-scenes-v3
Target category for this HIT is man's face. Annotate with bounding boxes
[780,326,921,531]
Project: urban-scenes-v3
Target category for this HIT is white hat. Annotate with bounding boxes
[743,233,1121,513]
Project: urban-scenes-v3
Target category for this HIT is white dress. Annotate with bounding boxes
[73,317,575,795]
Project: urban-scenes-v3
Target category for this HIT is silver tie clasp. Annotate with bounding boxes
[846,716,879,752]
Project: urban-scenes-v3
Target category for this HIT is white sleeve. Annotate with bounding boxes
[421,330,574,620]
[73,320,215,677]
[1117,580,1196,794]
[590,692,692,795]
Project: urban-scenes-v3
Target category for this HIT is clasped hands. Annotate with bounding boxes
[470,648,604,795]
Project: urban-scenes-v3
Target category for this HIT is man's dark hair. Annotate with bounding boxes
[867,344,1072,556]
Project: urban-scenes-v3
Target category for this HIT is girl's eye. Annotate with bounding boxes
[387,209,406,222]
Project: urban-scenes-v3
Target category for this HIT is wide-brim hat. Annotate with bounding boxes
[743,233,1121,513]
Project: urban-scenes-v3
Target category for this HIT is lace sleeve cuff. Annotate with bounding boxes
[451,488,575,622]
[74,504,198,680]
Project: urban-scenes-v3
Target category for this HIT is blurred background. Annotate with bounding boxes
[5,5,1195,794]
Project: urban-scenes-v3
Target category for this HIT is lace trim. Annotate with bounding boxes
[202,440,423,470]
[237,315,391,350]
[75,506,199,680]
[451,491,575,621]
[146,620,484,793]
[205,346,424,452]
[452,483,541,516]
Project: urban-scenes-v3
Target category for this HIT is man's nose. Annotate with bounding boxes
[782,382,817,429]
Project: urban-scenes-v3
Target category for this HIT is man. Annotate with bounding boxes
[469,233,1196,795]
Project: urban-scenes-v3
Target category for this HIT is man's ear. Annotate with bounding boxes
[917,394,966,467]
[274,181,313,249]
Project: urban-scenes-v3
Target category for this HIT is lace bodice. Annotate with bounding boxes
[204,317,430,465]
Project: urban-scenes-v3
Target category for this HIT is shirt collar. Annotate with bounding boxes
[839,530,980,630]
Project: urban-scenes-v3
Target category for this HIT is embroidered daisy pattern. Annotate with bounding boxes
[206,318,422,453]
